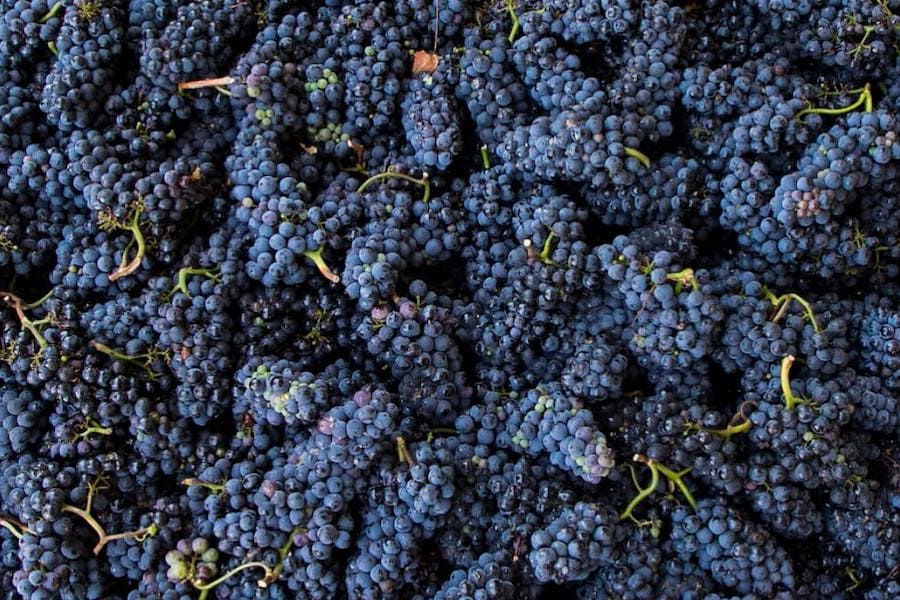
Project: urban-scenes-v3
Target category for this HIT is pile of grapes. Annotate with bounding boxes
[0,0,898,598]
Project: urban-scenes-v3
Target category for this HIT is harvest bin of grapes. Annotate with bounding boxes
[0,0,897,597]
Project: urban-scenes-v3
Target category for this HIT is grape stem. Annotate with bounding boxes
[705,419,751,438]
[73,418,113,442]
[643,456,697,511]
[259,525,306,587]
[705,401,755,438]
[89,340,169,378]
[708,420,751,438]
[666,268,698,294]
[764,289,821,333]
[192,561,272,592]
[426,427,459,442]
[624,147,651,168]
[24,290,53,310]
[432,0,440,52]
[181,478,225,494]
[619,454,697,521]
[780,354,800,410]
[168,266,220,299]
[849,27,875,65]
[0,232,18,252]
[524,233,557,265]
[1,292,49,350]
[396,436,414,465]
[506,0,520,44]
[77,0,101,20]
[345,139,367,174]
[177,76,237,92]
[109,206,146,282]
[61,485,158,555]
[796,83,872,119]
[619,460,660,522]
[845,566,861,592]
[480,145,491,169]
[357,170,431,203]
[40,2,62,23]
[303,247,340,283]
[0,515,32,539]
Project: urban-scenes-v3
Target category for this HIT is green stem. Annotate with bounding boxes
[24,290,53,310]
[105,523,157,546]
[539,232,555,261]
[619,459,660,521]
[770,295,789,319]
[181,478,225,494]
[40,2,62,23]
[20,319,48,351]
[849,26,874,62]
[169,266,219,299]
[61,503,157,555]
[357,170,431,203]
[429,427,459,435]
[649,459,697,511]
[259,526,306,587]
[665,268,698,294]
[89,340,139,363]
[705,419,751,438]
[1,292,48,350]
[480,145,491,169]
[77,0,101,20]
[0,232,18,252]
[624,146,651,168]
[845,567,861,592]
[781,355,798,410]
[396,437,414,465]
[191,561,272,591]
[788,293,821,332]
[770,293,821,333]
[109,207,146,282]
[628,464,643,490]
[506,0,520,44]
[524,233,557,265]
[89,340,168,377]
[817,85,867,98]
[796,84,872,119]
[73,419,113,442]
[426,427,459,442]
[302,247,340,283]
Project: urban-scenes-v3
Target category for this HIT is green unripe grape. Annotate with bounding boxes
[191,538,209,554]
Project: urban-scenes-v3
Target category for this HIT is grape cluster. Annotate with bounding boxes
[670,497,796,596]
[504,384,615,484]
[401,59,462,171]
[528,501,619,584]
[39,0,125,132]
[860,297,900,388]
